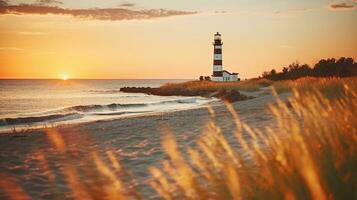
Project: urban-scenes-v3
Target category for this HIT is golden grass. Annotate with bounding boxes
[272,77,357,98]
[160,78,273,93]
[151,77,357,199]
[1,77,356,200]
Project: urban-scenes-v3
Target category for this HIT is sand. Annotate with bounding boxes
[0,92,289,199]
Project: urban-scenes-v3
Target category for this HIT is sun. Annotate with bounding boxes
[60,75,69,80]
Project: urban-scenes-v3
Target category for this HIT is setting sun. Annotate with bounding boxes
[61,75,69,80]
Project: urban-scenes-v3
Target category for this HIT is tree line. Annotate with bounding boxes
[261,57,357,81]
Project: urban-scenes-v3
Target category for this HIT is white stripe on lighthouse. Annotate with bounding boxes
[214,54,222,60]
[214,45,222,49]
[213,65,223,71]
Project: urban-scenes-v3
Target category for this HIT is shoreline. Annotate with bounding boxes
[0,85,273,135]
[0,90,285,136]
[0,99,222,135]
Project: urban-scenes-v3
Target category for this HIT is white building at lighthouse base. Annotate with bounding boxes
[212,70,239,82]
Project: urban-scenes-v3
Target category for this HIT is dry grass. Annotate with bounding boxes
[273,77,357,98]
[160,78,273,93]
[152,77,357,199]
[1,78,356,200]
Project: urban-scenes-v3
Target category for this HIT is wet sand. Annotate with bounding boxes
[0,92,288,199]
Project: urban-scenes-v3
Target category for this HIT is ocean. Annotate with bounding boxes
[0,79,214,133]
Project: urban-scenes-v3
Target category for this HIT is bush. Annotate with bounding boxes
[262,57,357,81]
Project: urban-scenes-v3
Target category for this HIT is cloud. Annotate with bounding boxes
[0,4,197,21]
[274,8,312,15]
[329,2,355,10]
[35,0,63,6]
[119,3,136,7]
[0,47,24,51]
[214,10,227,14]
[16,31,48,35]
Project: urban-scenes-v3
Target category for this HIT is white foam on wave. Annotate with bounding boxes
[0,96,217,133]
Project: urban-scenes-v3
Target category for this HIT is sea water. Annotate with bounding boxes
[0,79,214,133]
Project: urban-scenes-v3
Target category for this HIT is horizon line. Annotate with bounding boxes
[0,78,195,80]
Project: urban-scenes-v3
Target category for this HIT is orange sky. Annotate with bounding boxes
[0,0,356,79]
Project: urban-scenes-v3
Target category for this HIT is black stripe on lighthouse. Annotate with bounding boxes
[214,49,222,54]
[214,60,222,65]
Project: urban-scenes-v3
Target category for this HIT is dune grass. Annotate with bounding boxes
[1,77,356,200]
[149,79,357,199]
[272,77,357,98]
[159,78,273,93]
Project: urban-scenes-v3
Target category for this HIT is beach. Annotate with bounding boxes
[0,90,285,199]
[1,2,356,198]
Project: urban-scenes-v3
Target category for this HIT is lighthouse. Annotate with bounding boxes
[212,32,223,79]
[211,32,239,82]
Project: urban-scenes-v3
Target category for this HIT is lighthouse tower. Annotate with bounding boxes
[212,32,224,81]
[211,32,239,82]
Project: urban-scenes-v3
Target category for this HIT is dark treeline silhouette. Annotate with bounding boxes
[262,57,357,81]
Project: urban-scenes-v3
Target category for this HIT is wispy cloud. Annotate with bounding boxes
[0,3,197,21]
[119,2,136,8]
[0,47,24,51]
[329,2,356,11]
[214,10,228,14]
[16,31,48,35]
[35,0,63,6]
[274,7,313,15]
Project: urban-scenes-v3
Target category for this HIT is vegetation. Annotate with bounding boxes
[121,78,273,102]
[262,57,357,81]
[272,77,357,97]
[199,76,211,81]
[160,78,272,93]
[150,77,357,199]
[1,78,356,199]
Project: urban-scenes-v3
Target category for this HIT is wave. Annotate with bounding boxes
[0,97,209,127]
[64,97,204,113]
[0,113,79,126]
[66,103,147,112]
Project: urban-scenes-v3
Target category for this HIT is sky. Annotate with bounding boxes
[0,0,356,79]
